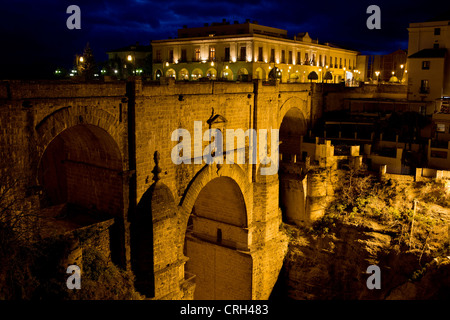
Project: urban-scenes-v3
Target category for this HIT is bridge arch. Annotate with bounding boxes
[35,106,127,266]
[278,100,309,225]
[180,164,253,300]
[37,123,127,266]
[35,105,125,164]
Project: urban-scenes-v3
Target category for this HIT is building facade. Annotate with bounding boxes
[151,20,359,84]
[407,17,450,145]
[106,42,152,78]
[361,49,408,83]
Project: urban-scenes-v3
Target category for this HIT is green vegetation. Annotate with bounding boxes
[0,225,144,300]
[311,168,450,259]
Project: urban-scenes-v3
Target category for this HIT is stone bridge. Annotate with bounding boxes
[0,78,323,300]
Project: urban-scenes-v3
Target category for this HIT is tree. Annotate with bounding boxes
[78,43,97,80]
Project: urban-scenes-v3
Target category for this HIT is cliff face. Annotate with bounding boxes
[273,223,449,300]
[272,176,450,300]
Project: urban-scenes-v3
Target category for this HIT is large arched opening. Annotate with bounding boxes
[37,124,125,266]
[184,176,252,300]
[278,107,308,225]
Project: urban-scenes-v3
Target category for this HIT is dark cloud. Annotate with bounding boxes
[1,0,449,78]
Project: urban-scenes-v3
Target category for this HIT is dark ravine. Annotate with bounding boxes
[270,223,450,300]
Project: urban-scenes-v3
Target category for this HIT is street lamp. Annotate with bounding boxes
[400,64,404,82]
[375,71,380,84]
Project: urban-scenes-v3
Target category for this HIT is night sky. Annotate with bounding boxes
[1,0,450,79]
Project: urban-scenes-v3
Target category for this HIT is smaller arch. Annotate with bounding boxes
[237,68,249,82]
[191,68,203,80]
[180,164,253,226]
[324,71,333,82]
[269,67,282,80]
[308,71,318,82]
[206,68,217,80]
[154,69,163,80]
[221,68,233,80]
[166,68,176,79]
[179,68,189,80]
[254,67,265,80]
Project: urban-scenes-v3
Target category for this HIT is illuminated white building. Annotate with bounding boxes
[407,18,450,110]
[151,19,359,83]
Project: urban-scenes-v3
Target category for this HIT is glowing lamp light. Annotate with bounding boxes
[211,61,214,66]
[79,56,84,62]
[165,62,169,67]
[264,59,268,63]
[392,71,395,75]
[127,55,132,61]
[400,64,404,69]
[232,57,237,63]
[114,69,118,74]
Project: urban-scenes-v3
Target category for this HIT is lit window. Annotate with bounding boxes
[422,61,430,70]
[209,47,215,61]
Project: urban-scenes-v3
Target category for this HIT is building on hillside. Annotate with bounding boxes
[407,17,450,111]
[407,15,450,148]
[151,19,360,84]
[106,42,152,78]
